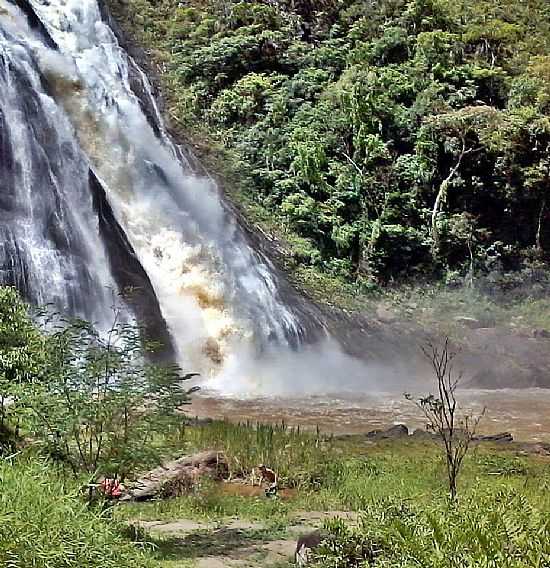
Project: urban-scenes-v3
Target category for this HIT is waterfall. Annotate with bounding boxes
[0,0,312,381]
[0,1,115,325]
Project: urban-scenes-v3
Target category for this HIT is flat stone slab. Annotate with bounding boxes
[136,509,358,567]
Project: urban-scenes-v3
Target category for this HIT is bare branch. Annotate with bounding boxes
[408,338,484,499]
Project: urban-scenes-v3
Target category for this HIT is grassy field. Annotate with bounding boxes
[119,421,550,522]
[4,420,550,567]
[119,421,550,566]
[0,458,155,568]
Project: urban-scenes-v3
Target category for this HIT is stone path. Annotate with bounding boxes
[139,510,359,567]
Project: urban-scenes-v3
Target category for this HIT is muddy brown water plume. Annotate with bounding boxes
[190,388,550,443]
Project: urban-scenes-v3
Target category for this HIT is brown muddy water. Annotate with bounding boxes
[189,389,550,443]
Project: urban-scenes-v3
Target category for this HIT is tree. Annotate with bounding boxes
[22,307,199,480]
[405,338,484,499]
[421,106,502,258]
[114,0,550,286]
[0,288,45,451]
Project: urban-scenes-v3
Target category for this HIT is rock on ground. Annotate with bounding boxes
[366,424,409,440]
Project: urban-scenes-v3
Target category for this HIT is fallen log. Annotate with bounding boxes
[121,450,228,501]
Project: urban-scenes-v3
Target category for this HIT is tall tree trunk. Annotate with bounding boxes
[431,142,467,258]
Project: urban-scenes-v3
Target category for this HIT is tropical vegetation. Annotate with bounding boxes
[110,0,550,297]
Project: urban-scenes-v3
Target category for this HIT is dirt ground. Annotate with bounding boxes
[139,510,359,567]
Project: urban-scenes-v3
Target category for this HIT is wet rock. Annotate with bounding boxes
[469,363,550,389]
[474,432,513,443]
[366,424,409,440]
[121,451,228,501]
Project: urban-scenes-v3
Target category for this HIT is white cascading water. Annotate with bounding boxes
[0,1,116,325]
[0,0,312,387]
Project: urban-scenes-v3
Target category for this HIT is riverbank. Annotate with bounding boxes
[5,415,550,567]
[188,388,550,442]
[113,418,550,567]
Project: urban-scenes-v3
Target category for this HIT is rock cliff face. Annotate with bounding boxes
[89,170,175,360]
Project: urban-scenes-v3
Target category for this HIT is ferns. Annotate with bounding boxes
[312,489,550,567]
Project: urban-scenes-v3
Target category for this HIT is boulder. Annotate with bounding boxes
[121,451,228,501]
[366,424,409,440]
[453,316,483,329]
[295,531,325,567]
[533,328,550,338]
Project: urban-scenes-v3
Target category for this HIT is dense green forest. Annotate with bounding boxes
[110,0,550,294]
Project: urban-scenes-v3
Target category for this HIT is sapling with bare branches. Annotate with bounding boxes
[405,338,485,499]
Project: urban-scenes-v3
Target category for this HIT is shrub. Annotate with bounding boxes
[312,490,550,567]
[0,287,45,447]
[22,309,197,479]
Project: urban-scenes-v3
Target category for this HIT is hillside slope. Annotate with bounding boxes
[108,0,550,297]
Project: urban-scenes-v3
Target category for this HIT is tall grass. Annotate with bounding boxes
[185,419,331,486]
[0,458,153,568]
[313,489,550,567]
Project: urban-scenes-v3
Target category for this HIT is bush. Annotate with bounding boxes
[0,287,196,480]
[0,287,45,446]
[22,309,196,479]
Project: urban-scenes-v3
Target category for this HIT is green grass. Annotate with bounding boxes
[312,488,550,567]
[118,420,550,521]
[6,421,550,567]
[183,419,334,486]
[113,423,550,567]
[0,457,154,568]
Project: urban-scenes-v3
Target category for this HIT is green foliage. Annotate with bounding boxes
[0,287,44,450]
[109,0,550,293]
[0,288,194,479]
[311,490,550,567]
[184,419,329,487]
[21,310,195,478]
[0,458,152,567]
